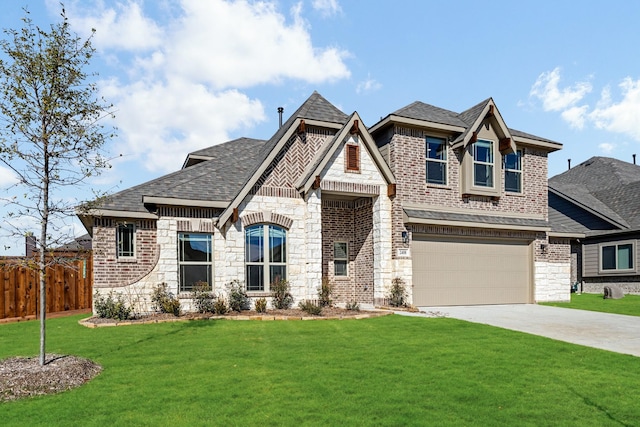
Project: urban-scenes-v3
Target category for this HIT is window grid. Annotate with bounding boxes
[334,241,348,277]
[178,233,213,292]
[473,139,494,188]
[117,224,135,258]
[245,225,287,292]
[425,136,447,185]
[504,150,523,193]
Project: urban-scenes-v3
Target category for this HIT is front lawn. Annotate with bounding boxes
[1,314,639,426]
[543,293,640,317]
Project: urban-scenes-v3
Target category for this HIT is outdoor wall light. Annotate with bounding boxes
[401,231,409,244]
[540,243,548,254]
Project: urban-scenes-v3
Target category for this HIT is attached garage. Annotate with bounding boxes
[411,235,532,306]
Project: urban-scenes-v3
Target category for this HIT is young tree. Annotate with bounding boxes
[0,7,115,365]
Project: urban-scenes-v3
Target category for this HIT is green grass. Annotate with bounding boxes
[2,314,640,426]
[543,293,640,317]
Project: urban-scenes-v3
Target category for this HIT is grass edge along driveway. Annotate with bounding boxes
[542,293,640,317]
[1,314,639,426]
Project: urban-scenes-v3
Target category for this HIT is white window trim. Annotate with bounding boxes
[599,241,636,274]
[425,136,447,186]
[473,139,495,189]
[504,149,523,194]
[333,241,349,278]
[116,223,136,260]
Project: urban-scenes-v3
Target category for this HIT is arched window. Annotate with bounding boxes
[245,225,287,292]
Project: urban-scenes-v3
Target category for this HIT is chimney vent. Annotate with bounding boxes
[568,158,571,170]
[277,107,284,128]
[633,154,636,165]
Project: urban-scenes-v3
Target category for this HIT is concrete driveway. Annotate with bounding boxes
[404,304,640,357]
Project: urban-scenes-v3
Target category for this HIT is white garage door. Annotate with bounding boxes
[411,236,532,306]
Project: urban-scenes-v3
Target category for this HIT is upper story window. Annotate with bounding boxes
[601,243,634,271]
[245,224,287,292]
[473,139,494,188]
[426,136,447,185]
[504,150,523,193]
[178,233,213,292]
[117,224,135,258]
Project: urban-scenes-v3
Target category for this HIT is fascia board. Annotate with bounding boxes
[142,196,228,209]
[548,231,586,238]
[513,136,563,152]
[369,114,466,135]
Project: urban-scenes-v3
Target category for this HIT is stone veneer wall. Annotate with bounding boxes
[535,237,571,302]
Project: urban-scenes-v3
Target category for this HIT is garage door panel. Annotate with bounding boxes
[412,236,531,306]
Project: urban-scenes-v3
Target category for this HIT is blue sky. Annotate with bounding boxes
[1,0,640,255]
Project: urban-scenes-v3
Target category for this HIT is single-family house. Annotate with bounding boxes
[79,92,568,310]
[549,156,640,294]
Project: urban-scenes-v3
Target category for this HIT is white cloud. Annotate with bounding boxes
[0,166,18,188]
[529,67,592,112]
[356,76,382,94]
[62,0,163,50]
[560,105,589,130]
[598,142,616,154]
[63,0,351,172]
[312,0,342,17]
[589,77,640,141]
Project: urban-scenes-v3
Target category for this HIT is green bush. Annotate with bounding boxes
[388,277,407,307]
[271,279,293,309]
[94,291,133,320]
[254,298,267,313]
[345,301,360,311]
[151,283,181,316]
[227,279,250,312]
[317,277,333,307]
[213,297,228,315]
[191,282,215,313]
[298,300,322,315]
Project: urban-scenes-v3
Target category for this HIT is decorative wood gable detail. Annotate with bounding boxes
[387,183,396,198]
[346,143,360,172]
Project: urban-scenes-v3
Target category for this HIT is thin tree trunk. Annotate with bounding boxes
[39,135,50,367]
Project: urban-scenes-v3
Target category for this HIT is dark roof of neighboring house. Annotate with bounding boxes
[548,156,640,234]
[96,92,348,215]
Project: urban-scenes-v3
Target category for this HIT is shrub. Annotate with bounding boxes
[191,282,215,313]
[270,279,293,309]
[298,300,322,316]
[317,277,333,307]
[151,283,181,316]
[345,300,360,311]
[388,277,408,307]
[255,298,267,313]
[94,291,133,320]
[213,297,228,315]
[227,279,250,312]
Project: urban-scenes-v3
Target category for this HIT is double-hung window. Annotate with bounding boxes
[245,225,287,292]
[117,224,135,259]
[601,243,634,271]
[504,150,523,193]
[426,136,447,185]
[473,139,494,188]
[334,242,348,277]
[178,233,213,292]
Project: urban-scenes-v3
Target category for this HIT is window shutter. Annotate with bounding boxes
[346,144,359,171]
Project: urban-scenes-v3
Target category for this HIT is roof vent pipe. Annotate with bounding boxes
[568,158,571,170]
[277,107,284,128]
[633,154,636,165]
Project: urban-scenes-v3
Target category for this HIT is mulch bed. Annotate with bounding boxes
[80,307,392,327]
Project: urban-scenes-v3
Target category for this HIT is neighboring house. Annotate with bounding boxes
[79,92,568,311]
[549,157,640,294]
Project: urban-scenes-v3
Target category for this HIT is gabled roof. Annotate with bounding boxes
[216,92,350,226]
[369,98,562,152]
[549,156,640,234]
[295,112,395,194]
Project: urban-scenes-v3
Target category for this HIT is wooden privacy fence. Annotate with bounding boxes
[0,257,92,322]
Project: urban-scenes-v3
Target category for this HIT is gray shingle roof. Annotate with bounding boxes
[404,208,549,229]
[549,156,640,232]
[96,92,347,215]
[99,138,266,213]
